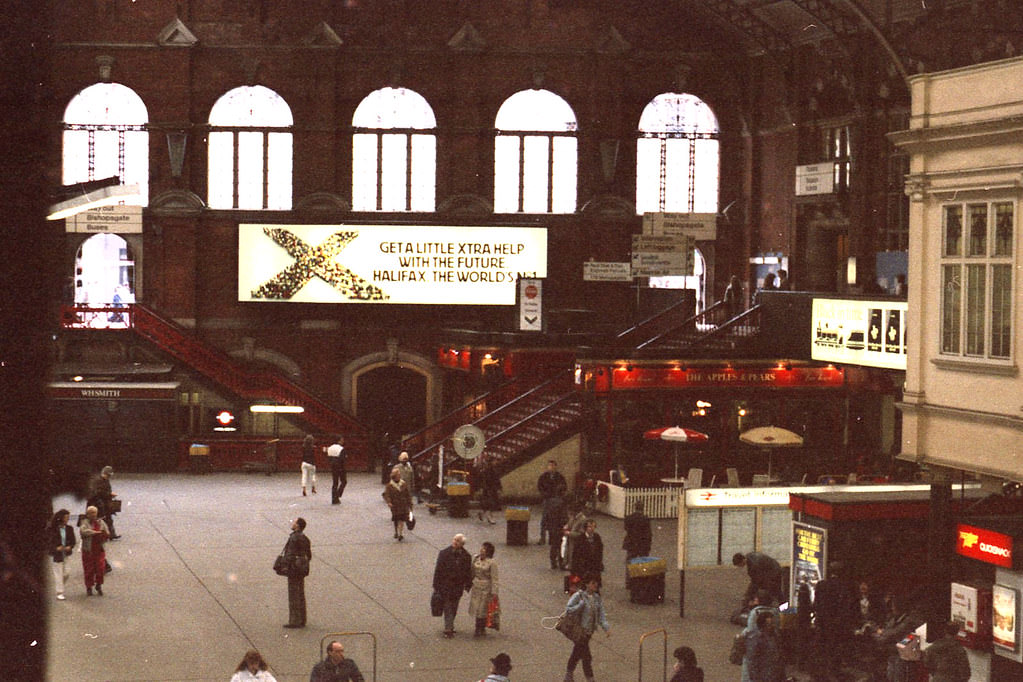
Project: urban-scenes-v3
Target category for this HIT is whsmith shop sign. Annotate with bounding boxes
[238,224,547,305]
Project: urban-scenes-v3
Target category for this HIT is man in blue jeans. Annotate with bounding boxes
[432,533,472,637]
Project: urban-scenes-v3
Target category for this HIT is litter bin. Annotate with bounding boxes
[446,481,470,517]
[189,443,210,474]
[627,556,665,604]
[505,506,530,546]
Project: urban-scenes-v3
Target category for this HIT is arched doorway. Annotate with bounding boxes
[356,365,427,442]
[74,233,135,306]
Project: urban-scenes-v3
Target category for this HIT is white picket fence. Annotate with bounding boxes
[595,481,680,519]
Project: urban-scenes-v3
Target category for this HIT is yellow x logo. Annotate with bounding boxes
[251,227,389,301]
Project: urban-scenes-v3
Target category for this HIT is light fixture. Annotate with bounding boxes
[846,256,857,285]
[47,177,141,221]
[249,404,305,414]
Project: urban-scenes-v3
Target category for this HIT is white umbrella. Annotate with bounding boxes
[739,426,803,479]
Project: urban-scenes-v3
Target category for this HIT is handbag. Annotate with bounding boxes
[407,510,416,531]
[486,594,500,630]
[273,552,289,576]
[555,609,587,644]
[430,590,444,617]
[728,631,746,665]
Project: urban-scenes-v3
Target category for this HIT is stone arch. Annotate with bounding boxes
[341,340,443,429]
[228,338,302,379]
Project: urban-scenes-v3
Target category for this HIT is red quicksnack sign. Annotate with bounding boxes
[957,524,1013,568]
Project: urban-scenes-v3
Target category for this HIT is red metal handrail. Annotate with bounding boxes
[60,304,370,446]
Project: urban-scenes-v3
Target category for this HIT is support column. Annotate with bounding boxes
[926,473,954,641]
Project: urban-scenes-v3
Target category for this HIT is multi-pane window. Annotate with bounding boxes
[825,124,851,191]
[941,202,1014,360]
[636,93,719,214]
[352,87,436,212]
[883,112,910,251]
[494,89,577,214]
[208,85,292,210]
[62,83,149,204]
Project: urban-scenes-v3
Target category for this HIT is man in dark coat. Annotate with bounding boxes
[812,562,859,679]
[546,494,568,569]
[570,519,604,580]
[432,532,472,637]
[87,465,120,539]
[283,517,312,628]
[622,500,652,587]
[536,460,567,544]
[310,639,365,682]
[733,550,784,608]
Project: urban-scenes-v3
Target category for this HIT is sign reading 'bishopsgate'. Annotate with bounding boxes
[238,224,547,305]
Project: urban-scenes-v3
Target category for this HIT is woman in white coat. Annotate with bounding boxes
[468,541,498,637]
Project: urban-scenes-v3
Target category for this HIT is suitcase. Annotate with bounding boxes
[629,572,665,604]
[506,519,528,546]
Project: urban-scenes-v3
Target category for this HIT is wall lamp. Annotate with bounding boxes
[249,404,305,414]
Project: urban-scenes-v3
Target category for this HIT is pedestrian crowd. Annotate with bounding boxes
[47,451,721,682]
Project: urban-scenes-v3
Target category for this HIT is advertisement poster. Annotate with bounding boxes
[238,224,547,305]
[993,584,1018,651]
[950,583,979,634]
[811,298,907,370]
[791,522,826,604]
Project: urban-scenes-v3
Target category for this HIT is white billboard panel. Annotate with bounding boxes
[238,224,547,304]
[811,298,907,370]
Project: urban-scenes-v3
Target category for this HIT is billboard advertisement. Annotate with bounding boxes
[811,298,907,370]
[238,224,547,304]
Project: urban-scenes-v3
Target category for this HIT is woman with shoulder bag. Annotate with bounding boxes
[562,574,610,682]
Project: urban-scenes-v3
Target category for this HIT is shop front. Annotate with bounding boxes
[951,513,1023,680]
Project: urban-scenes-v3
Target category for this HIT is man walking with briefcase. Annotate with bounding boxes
[282,517,311,628]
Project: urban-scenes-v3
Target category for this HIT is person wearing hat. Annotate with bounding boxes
[87,465,120,539]
[478,652,512,682]
[395,451,415,493]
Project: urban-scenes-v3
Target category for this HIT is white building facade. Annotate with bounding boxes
[893,56,1023,483]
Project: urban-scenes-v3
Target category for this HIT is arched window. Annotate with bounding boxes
[494,89,577,214]
[62,83,149,205]
[636,93,719,214]
[352,87,436,212]
[208,85,293,210]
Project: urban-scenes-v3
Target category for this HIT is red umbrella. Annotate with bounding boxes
[643,426,709,479]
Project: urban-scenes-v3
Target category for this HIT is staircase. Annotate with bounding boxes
[62,304,372,457]
[403,369,584,475]
[615,299,763,357]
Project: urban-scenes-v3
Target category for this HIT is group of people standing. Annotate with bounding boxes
[46,465,120,600]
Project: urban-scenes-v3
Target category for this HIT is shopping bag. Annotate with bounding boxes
[728,631,746,665]
[555,610,587,643]
[407,510,416,531]
[486,595,500,630]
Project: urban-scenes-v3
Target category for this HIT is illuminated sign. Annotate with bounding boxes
[957,524,1014,567]
[238,224,547,305]
[811,298,907,370]
[684,483,934,508]
[612,366,844,391]
[792,522,826,602]
[47,382,179,400]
